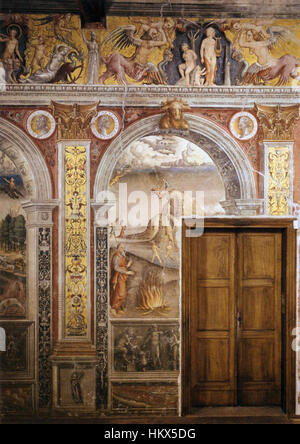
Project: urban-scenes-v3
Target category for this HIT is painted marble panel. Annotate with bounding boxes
[0,151,30,319]
[111,382,178,413]
[1,14,300,86]
[108,135,225,318]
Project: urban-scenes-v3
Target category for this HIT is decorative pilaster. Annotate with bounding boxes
[266,145,292,215]
[51,101,99,341]
[255,104,299,216]
[38,227,52,409]
[22,201,58,411]
[64,145,89,338]
[95,226,109,411]
[49,103,100,412]
[91,202,109,411]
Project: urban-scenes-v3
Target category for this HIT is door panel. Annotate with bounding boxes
[197,287,230,331]
[242,234,276,279]
[191,231,236,406]
[190,228,282,407]
[239,287,275,330]
[196,338,230,382]
[237,231,282,406]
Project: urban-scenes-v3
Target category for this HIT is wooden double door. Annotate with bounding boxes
[188,227,283,407]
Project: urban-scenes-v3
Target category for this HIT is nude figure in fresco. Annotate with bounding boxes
[239,28,300,85]
[0,27,23,82]
[178,43,198,87]
[26,37,47,73]
[19,45,69,83]
[0,28,22,63]
[99,24,167,84]
[110,244,134,315]
[200,27,218,86]
[151,242,162,265]
[32,14,75,43]
[143,325,162,370]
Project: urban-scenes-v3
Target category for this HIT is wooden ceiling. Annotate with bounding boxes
[0,0,300,20]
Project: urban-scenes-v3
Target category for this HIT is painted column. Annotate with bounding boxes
[22,201,58,411]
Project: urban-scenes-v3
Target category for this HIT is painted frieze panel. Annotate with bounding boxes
[111,382,178,414]
[1,14,300,87]
[112,323,180,373]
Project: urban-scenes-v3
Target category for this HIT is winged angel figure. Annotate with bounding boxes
[99,24,167,85]
[217,19,300,85]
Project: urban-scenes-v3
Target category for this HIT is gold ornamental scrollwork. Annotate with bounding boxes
[254,104,300,142]
[268,146,290,216]
[65,146,88,337]
[51,102,100,140]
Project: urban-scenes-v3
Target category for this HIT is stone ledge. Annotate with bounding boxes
[0,85,300,107]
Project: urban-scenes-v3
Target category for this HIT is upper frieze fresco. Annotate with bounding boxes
[0,14,300,87]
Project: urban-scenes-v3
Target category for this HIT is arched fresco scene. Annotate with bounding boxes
[108,135,226,320]
[1,0,300,425]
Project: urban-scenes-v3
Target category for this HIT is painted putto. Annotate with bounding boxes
[1,14,300,86]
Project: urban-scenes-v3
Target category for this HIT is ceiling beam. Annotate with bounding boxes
[0,0,80,14]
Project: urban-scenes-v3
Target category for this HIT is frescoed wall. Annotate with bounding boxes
[1,5,300,422]
[109,135,225,320]
[0,150,31,319]
[1,14,300,86]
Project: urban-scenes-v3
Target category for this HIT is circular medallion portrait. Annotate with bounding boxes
[91,111,120,140]
[229,112,258,141]
[27,111,56,140]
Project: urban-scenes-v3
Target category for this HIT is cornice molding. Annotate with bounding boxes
[1,85,300,108]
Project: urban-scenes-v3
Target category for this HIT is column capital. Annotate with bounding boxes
[51,101,100,141]
[22,199,59,228]
[254,104,300,142]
